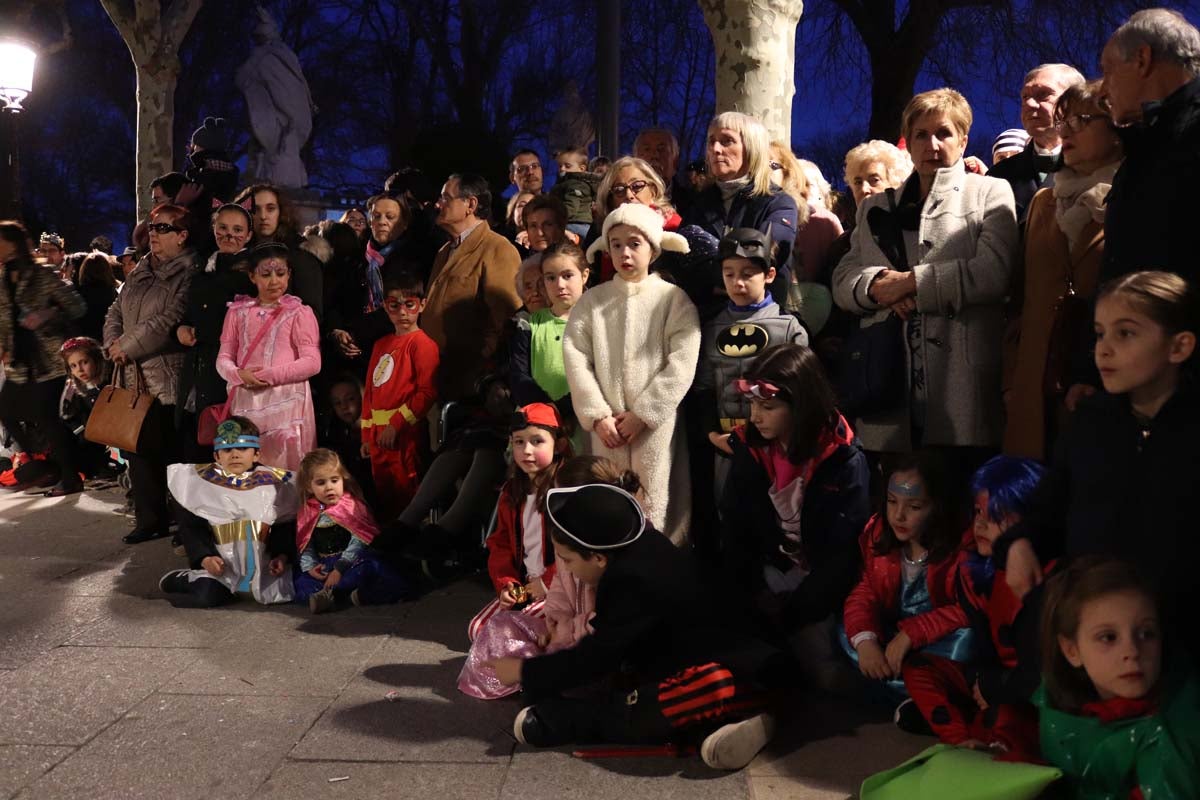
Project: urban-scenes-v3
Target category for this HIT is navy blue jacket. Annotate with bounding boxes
[686,184,797,303]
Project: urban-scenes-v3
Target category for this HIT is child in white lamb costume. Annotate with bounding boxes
[563,204,701,544]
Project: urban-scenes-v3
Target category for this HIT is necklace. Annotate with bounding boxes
[902,548,929,567]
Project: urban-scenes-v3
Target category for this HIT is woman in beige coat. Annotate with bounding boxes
[833,89,1019,455]
[1003,80,1122,460]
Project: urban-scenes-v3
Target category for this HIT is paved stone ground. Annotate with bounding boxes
[0,486,923,800]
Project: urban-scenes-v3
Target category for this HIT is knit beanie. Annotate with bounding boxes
[585,203,689,262]
[191,117,229,153]
[992,128,1031,162]
[546,484,645,551]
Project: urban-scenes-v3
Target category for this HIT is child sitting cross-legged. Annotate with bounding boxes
[58,336,116,488]
[488,482,789,771]
[466,402,572,642]
[900,455,1048,758]
[159,417,297,608]
[841,452,974,730]
[294,447,414,614]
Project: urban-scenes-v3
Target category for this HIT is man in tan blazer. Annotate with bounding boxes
[424,173,522,401]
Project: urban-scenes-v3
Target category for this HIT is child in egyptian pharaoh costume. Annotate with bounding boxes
[158,417,297,608]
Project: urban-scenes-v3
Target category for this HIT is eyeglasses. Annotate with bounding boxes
[733,378,782,399]
[769,161,782,171]
[384,297,421,311]
[514,162,542,175]
[147,222,182,234]
[254,266,289,278]
[1053,114,1107,133]
[609,180,651,197]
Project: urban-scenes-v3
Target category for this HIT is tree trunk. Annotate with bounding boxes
[133,61,178,220]
[99,0,202,221]
[698,0,805,143]
[867,47,924,141]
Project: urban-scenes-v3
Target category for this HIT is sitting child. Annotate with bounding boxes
[319,374,376,506]
[842,453,973,727]
[294,447,413,614]
[457,454,626,700]
[1036,557,1199,797]
[159,417,296,608]
[58,336,115,488]
[488,483,786,771]
[467,402,570,642]
[902,455,1047,758]
[360,273,439,519]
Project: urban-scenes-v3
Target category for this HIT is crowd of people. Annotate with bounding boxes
[1,6,1198,791]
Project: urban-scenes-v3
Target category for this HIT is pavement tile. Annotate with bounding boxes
[749,775,852,800]
[0,646,200,746]
[253,761,508,799]
[0,493,129,561]
[0,593,109,669]
[0,745,75,800]
[159,616,391,697]
[747,694,924,794]
[500,749,749,799]
[15,694,329,800]
[65,595,256,648]
[290,637,516,763]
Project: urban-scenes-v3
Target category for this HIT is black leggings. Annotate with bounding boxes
[126,403,180,535]
[0,377,82,489]
[397,447,506,534]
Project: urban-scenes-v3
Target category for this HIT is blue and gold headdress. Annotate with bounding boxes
[213,420,260,451]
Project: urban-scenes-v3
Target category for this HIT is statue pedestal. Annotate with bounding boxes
[287,188,325,231]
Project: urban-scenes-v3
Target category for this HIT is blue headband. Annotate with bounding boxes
[213,420,260,451]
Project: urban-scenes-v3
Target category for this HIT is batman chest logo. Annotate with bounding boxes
[716,323,769,357]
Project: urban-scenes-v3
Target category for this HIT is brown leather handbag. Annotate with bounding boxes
[84,363,156,454]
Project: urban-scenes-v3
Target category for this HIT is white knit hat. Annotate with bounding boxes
[585,203,690,262]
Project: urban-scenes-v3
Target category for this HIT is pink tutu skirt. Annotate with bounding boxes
[457,610,548,699]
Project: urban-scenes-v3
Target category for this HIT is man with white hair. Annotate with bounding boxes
[1100,7,1200,283]
[988,63,1085,220]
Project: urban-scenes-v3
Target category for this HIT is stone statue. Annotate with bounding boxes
[548,80,595,155]
[235,6,315,188]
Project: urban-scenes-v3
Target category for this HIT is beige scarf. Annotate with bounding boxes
[1052,162,1120,253]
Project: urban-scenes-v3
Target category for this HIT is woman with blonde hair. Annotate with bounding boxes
[832,88,1019,457]
[686,112,797,303]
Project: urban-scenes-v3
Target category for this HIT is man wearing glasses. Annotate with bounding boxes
[424,174,522,401]
[510,150,544,195]
[988,63,1085,222]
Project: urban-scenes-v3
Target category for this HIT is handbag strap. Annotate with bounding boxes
[235,306,285,369]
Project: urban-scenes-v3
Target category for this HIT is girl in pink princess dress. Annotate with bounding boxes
[216,242,321,471]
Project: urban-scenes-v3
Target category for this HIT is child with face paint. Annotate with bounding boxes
[841,453,973,727]
[899,455,1047,757]
[466,403,572,643]
[1035,557,1200,798]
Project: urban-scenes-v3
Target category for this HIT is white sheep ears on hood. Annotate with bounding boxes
[585,230,690,262]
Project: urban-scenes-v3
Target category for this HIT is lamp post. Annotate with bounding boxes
[0,41,36,221]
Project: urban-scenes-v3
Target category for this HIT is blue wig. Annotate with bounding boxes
[969,455,1046,522]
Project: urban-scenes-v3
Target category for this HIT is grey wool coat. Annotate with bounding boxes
[832,161,1019,452]
[103,250,198,406]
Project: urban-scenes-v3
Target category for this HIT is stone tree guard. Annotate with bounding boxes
[100,0,204,222]
[698,0,805,143]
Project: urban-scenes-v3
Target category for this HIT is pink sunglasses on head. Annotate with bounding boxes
[733,378,781,399]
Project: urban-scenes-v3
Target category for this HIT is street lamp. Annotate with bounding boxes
[0,41,36,220]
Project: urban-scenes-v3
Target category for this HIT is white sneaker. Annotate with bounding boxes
[700,713,776,770]
[513,706,533,745]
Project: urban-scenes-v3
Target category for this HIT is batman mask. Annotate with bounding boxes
[716,323,769,357]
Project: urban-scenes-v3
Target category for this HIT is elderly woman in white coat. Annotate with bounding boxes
[832,88,1019,455]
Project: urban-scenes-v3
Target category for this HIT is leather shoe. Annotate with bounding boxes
[123,528,169,545]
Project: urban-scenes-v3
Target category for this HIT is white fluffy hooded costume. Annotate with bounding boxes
[565,204,701,545]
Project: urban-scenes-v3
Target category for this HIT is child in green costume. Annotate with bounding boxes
[1036,557,1200,799]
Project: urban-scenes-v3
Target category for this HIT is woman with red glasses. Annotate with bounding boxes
[215,242,321,471]
[103,204,199,542]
